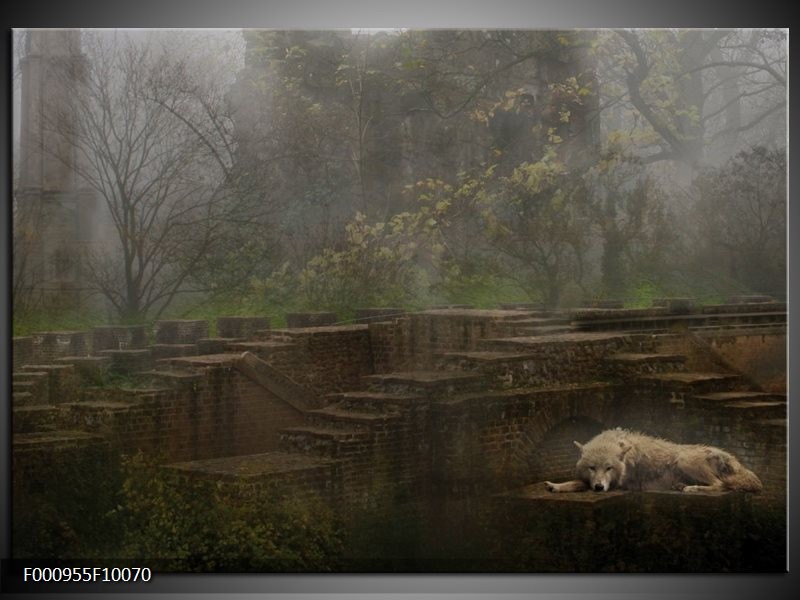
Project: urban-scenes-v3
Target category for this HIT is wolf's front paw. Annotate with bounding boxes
[681,485,702,493]
[545,481,557,492]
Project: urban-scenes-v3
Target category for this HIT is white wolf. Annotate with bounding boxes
[544,428,762,494]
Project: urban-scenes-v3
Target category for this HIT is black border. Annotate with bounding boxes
[2,1,794,597]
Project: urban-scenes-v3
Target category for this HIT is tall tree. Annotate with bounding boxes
[595,29,786,168]
[41,31,264,322]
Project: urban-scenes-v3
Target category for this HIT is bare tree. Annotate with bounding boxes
[11,193,47,322]
[42,31,266,322]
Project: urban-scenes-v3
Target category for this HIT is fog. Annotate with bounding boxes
[12,28,787,329]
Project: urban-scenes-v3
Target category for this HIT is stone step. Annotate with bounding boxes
[690,391,786,404]
[196,337,245,355]
[606,352,686,364]
[362,370,485,396]
[162,451,339,492]
[756,419,786,429]
[227,340,296,356]
[604,352,687,377]
[305,406,401,430]
[497,482,629,506]
[167,353,240,368]
[331,391,426,413]
[59,400,138,432]
[13,430,105,453]
[20,365,77,404]
[13,370,49,382]
[439,351,536,364]
[279,425,371,458]
[482,331,631,351]
[55,356,112,383]
[13,391,35,406]
[149,344,198,361]
[637,372,744,394]
[136,369,204,389]
[13,380,37,393]
[97,349,154,375]
[437,351,540,389]
[513,317,573,327]
[722,400,786,418]
[518,325,576,336]
[256,328,287,341]
[13,405,59,433]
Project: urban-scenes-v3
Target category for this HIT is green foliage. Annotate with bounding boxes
[297,212,429,317]
[416,151,591,308]
[13,446,125,560]
[14,449,345,570]
[691,146,786,297]
[113,453,345,571]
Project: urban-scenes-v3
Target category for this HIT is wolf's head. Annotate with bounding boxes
[574,437,632,492]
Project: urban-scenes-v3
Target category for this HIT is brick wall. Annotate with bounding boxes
[12,337,34,370]
[702,329,786,393]
[60,365,305,462]
[91,325,148,352]
[154,320,209,344]
[267,325,374,395]
[216,316,270,338]
[429,384,619,495]
[368,310,534,372]
[30,331,91,362]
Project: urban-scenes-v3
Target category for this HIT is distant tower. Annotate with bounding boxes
[16,29,96,313]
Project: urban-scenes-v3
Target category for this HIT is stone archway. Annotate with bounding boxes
[522,416,606,484]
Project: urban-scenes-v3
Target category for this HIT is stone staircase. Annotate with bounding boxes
[12,308,785,512]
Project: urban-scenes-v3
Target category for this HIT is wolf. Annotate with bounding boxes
[544,428,762,494]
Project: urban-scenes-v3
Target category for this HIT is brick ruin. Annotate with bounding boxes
[11,300,787,570]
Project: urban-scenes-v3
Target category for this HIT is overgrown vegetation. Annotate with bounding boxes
[12,29,786,329]
[14,451,347,571]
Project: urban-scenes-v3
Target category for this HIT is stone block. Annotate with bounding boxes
[285,312,337,328]
[154,320,209,344]
[216,316,270,339]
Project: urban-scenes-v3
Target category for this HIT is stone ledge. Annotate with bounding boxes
[13,430,104,452]
[417,308,533,320]
[364,370,484,387]
[163,451,338,482]
[270,325,369,335]
[499,482,735,505]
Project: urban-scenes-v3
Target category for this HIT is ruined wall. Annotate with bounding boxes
[490,488,775,571]
[58,363,305,462]
[12,337,34,371]
[369,310,533,372]
[429,384,620,494]
[29,331,92,362]
[268,325,374,394]
[445,332,649,388]
[700,329,786,393]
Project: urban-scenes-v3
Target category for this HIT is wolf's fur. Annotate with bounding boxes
[544,428,762,494]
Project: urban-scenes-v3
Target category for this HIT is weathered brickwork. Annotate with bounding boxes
[98,349,153,375]
[264,325,374,394]
[91,325,147,352]
[369,310,537,372]
[11,304,787,567]
[30,331,91,362]
[216,316,270,338]
[286,312,337,328]
[154,320,210,344]
[12,337,34,371]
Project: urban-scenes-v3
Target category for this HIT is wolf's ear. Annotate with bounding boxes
[573,440,584,451]
[618,440,632,459]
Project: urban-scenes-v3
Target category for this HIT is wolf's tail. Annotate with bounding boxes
[723,461,763,493]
